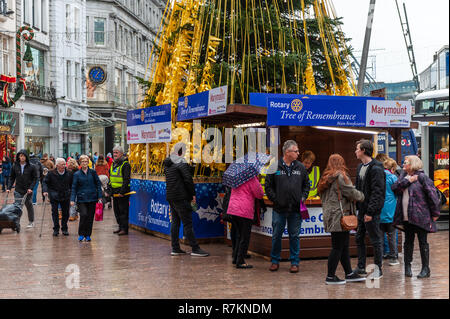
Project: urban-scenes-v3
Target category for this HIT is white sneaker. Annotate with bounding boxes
[27,222,34,228]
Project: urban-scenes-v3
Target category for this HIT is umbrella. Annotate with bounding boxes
[222,152,272,188]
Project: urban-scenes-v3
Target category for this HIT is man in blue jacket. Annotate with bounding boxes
[265,140,310,273]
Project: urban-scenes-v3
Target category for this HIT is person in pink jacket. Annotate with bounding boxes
[226,176,264,269]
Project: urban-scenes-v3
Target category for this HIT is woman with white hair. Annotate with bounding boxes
[392,155,440,279]
[43,158,74,236]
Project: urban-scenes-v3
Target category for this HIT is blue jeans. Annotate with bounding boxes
[271,211,302,265]
[32,181,39,204]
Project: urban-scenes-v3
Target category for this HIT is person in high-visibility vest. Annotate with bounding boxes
[107,145,131,236]
[301,150,320,199]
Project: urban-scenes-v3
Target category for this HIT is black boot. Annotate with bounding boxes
[404,242,413,277]
[417,244,430,278]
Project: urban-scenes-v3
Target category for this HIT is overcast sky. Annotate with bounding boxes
[332,0,449,83]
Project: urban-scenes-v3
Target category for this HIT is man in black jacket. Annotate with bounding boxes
[163,143,209,257]
[354,139,386,278]
[7,149,38,228]
[43,158,73,236]
[265,140,310,273]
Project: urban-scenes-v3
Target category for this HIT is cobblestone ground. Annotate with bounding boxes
[0,201,448,299]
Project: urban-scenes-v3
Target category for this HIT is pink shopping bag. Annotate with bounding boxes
[95,202,103,221]
[300,201,310,220]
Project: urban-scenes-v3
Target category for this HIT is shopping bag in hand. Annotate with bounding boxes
[95,202,103,221]
[300,201,310,220]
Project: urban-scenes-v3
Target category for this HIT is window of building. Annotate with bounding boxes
[94,17,105,46]
[42,0,48,32]
[66,4,71,40]
[86,17,90,44]
[118,25,122,52]
[114,22,118,50]
[25,47,45,86]
[66,60,72,98]
[74,7,80,42]
[23,0,31,25]
[75,62,80,100]
[32,0,40,29]
[115,68,122,103]
[125,73,130,105]
[0,36,9,75]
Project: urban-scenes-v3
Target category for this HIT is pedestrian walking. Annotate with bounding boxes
[1,156,11,192]
[7,149,38,228]
[29,153,44,205]
[380,157,400,266]
[392,155,440,278]
[43,158,73,236]
[226,176,264,268]
[163,143,209,257]
[106,153,113,169]
[353,139,386,279]
[67,158,80,221]
[95,155,110,178]
[318,154,366,284]
[107,146,131,236]
[264,140,310,273]
[70,155,102,242]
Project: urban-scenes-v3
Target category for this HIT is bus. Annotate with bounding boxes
[414,88,449,115]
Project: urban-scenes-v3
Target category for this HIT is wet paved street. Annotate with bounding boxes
[0,202,448,299]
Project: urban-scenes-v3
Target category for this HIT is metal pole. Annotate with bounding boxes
[357,0,376,95]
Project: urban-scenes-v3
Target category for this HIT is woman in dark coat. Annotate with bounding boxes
[70,155,102,242]
[392,155,440,279]
[318,154,365,285]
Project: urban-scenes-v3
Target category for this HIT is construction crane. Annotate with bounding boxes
[395,0,421,93]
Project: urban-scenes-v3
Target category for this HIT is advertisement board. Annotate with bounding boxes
[366,100,412,128]
[129,179,225,238]
[126,104,171,144]
[177,85,228,121]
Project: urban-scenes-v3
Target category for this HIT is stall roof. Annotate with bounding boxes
[178,104,267,125]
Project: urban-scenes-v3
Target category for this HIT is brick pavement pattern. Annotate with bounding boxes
[0,201,448,299]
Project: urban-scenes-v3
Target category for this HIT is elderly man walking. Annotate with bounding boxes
[43,158,73,236]
[265,140,310,273]
[108,146,131,236]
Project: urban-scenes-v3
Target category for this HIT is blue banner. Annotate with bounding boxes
[177,91,209,121]
[250,93,383,108]
[127,104,171,126]
[129,179,225,238]
[267,97,367,127]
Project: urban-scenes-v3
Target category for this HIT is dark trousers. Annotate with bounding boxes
[403,222,428,264]
[355,214,383,271]
[232,215,253,265]
[328,231,352,277]
[380,222,398,258]
[51,199,70,232]
[168,200,199,250]
[15,191,34,223]
[2,176,9,191]
[113,195,130,232]
[78,202,96,237]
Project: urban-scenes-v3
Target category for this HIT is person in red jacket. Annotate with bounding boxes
[95,155,110,178]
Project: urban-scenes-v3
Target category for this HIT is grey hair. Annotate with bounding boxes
[55,158,66,166]
[113,145,124,154]
[282,140,298,154]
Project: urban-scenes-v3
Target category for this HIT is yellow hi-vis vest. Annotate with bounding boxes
[110,160,130,189]
[308,166,320,198]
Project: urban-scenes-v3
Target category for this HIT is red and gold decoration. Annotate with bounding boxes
[0,26,34,108]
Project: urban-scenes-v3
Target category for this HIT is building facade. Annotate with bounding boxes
[85,0,164,157]
[49,0,89,158]
[419,46,449,92]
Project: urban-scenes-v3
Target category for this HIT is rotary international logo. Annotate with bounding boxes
[291,99,303,112]
[184,97,188,108]
[141,110,145,122]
